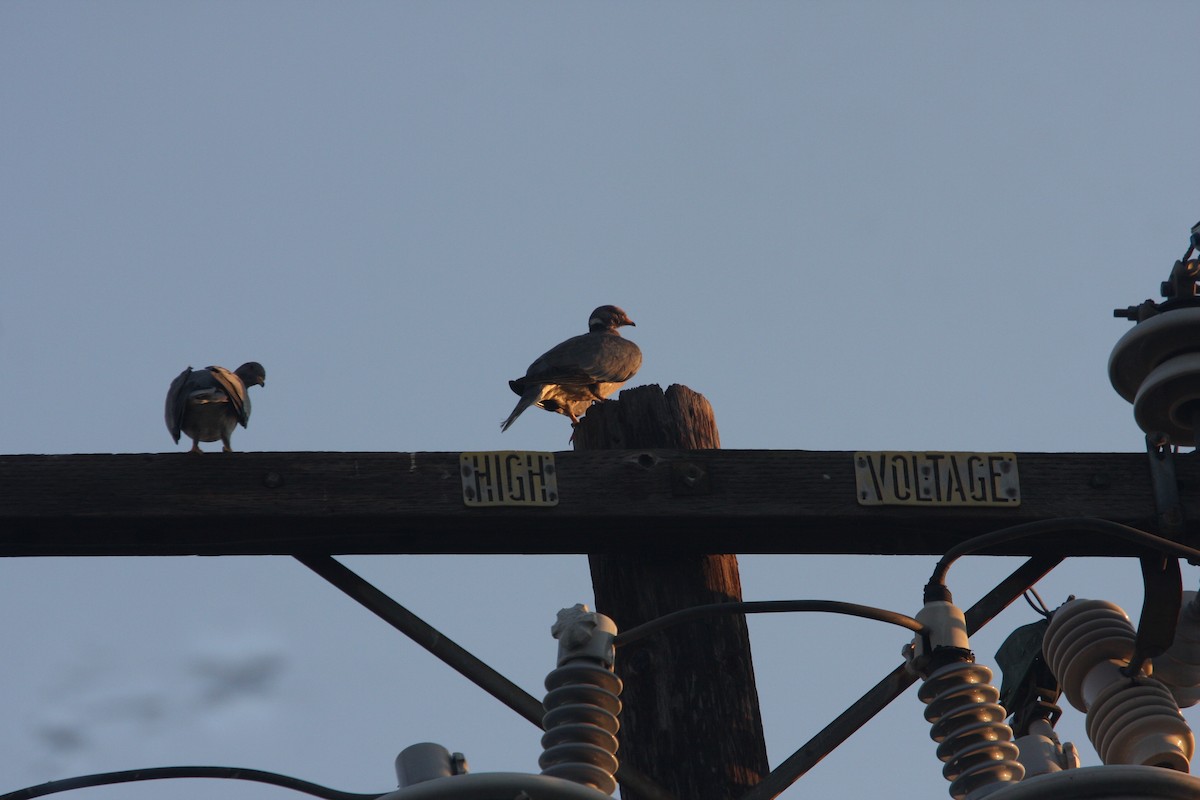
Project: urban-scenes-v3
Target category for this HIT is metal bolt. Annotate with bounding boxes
[263,471,283,489]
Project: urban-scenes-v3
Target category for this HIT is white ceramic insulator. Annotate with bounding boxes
[916,600,971,652]
[917,661,1025,800]
[1014,718,1078,778]
[1109,307,1200,445]
[1043,598,1195,770]
[1042,599,1138,712]
[1169,684,1200,708]
[1152,591,1200,705]
[1084,676,1194,770]
[1134,353,1200,446]
[540,661,622,795]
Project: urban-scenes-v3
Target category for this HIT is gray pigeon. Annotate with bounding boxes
[165,362,266,452]
[502,305,641,431]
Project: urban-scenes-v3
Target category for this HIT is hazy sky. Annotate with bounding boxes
[4,2,1200,799]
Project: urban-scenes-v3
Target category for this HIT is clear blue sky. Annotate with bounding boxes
[3,2,1200,799]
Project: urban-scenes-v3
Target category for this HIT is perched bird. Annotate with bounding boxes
[502,305,641,432]
[165,362,266,453]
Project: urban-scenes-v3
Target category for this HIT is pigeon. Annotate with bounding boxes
[502,305,641,432]
[165,362,266,452]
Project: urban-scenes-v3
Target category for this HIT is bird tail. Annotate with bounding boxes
[501,388,541,432]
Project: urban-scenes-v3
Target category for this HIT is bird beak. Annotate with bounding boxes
[624,318,636,327]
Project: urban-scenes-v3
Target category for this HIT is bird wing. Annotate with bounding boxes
[581,334,642,383]
[206,365,252,427]
[522,333,642,387]
[164,367,193,443]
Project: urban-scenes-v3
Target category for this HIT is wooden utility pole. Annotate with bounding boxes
[2,440,1198,797]
[574,384,770,800]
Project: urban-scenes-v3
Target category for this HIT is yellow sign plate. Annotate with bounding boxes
[461,451,559,507]
[854,451,1020,507]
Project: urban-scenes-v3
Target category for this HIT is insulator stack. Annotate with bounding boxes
[1110,225,1200,446]
[1151,590,1200,707]
[1043,598,1195,770]
[1087,675,1193,769]
[917,661,1025,799]
[539,661,622,795]
[1043,599,1137,710]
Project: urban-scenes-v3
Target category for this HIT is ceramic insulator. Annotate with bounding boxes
[539,661,622,795]
[1043,598,1195,770]
[1043,599,1138,712]
[1085,675,1194,770]
[918,661,1025,799]
[1109,306,1200,446]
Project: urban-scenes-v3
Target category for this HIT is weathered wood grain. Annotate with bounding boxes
[579,384,768,800]
[0,449,1191,556]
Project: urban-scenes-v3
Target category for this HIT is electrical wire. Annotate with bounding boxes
[1021,586,1052,618]
[294,556,679,800]
[926,516,1200,589]
[737,555,1064,800]
[0,766,385,800]
[613,600,925,648]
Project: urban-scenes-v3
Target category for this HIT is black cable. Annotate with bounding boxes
[613,599,925,648]
[738,555,1064,800]
[0,766,384,800]
[294,556,679,800]
[926,516,1200,589]
[1021,586,1052,618]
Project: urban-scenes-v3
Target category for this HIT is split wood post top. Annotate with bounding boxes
[574,384,769,800]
